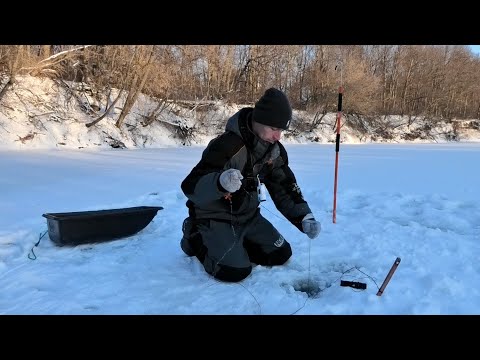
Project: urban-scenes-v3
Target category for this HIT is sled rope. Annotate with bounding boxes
[28,230,48,260]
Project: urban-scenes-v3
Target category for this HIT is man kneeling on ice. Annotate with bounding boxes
[180,88,321,282]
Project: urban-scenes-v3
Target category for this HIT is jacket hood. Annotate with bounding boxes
[225,108,252,137]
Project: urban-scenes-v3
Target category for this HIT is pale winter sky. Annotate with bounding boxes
[1,75,480,315]
[469,45,480,56]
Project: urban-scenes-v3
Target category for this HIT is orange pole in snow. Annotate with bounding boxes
[332,86,343,224]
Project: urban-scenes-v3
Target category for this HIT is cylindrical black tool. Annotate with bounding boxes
[340,280,367,290]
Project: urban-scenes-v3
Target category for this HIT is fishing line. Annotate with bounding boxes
[289,265,379,314]
[203,191,309,315]
[191,191,380,314]
[199,196,262,314]
[244,190,315,313]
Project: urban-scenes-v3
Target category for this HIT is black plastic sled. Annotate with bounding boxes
[42,206,163,246]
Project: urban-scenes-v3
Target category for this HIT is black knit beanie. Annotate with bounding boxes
[252,88,292,130]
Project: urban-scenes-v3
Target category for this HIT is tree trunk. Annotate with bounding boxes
[0,77,13,102]
[85,88,124,128]
[115,64,152,128]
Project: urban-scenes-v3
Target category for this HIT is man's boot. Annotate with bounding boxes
[180,217,196,256]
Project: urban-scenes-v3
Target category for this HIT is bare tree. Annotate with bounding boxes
[0,45,35,102]
[115,46,155,129]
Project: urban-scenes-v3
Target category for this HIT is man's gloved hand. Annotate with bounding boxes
[302,213,321,239]
[219,169,244,193]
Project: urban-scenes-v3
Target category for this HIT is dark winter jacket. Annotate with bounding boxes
[181,108,312,232]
